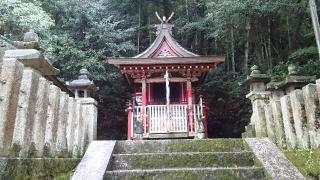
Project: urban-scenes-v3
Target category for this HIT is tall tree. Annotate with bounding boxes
[309,0,320,59]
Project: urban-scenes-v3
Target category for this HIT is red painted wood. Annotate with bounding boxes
[179,82,183,103]
[127,102,132,140]
[141,78,147,134]
[186,79,194,133]
[148,83,152,103]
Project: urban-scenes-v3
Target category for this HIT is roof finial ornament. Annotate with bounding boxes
[155,12,174,23]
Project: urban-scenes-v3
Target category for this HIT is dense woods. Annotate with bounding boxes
[1,0,320,138]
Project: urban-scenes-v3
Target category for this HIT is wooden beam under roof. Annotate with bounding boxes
[107,56,225,67]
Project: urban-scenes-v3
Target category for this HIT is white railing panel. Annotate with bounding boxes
[133,104,203,134]
[147,105,188,133]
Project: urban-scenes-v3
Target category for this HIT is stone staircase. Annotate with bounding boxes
[104,139,266,180]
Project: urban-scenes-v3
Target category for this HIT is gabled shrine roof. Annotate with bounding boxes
[108,20,225,67]
[134,23,198,58]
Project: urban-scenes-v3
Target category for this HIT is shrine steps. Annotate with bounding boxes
[105,167,265,179]
[104,139,267,180]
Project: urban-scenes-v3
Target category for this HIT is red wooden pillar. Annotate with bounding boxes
[187,78,194,134]
[179,82,184,103]
[127,101,132,140]
[141,77,147,135]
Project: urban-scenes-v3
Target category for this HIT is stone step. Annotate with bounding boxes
[114,139,247,154]
[104,167,266,180]
[110,151,256,170]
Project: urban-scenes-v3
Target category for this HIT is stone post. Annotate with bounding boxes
[264,104,276,142]
[67,68,97,154]
[31,77,50,156]
[0,58,24,155]
[44,85,61,156]
[3,31,60,156]
[73,100,84,157]
[56,92,69,155]
[11,67,40,156]
[81,98,98,144]
[277,65,315,149]
[315,79,320,147]
[243,65,271,137]
[280,95,297,149]
[66,97,76,154]
[303,84,320,148]
[290,90,310,149]
[266,82,286,148]
[276,65,316,149]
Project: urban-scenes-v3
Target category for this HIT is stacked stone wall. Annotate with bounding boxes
[0,51,97,157]
[243,66,320,149]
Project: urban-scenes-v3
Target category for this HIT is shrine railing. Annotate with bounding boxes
[129,104,203,138]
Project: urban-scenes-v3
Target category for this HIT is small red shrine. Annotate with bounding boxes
[108,15,224,140]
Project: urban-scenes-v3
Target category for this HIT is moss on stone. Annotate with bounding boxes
[56,149,72,158]
[111,152,255,170]
[10,143,21,157]
[105,168,266,180]
[43,143,51,157]
[114,139,247,154]
[165,139,247,152]
[27,142,38,157]
[283,149,320,179]
[0,158,80,179]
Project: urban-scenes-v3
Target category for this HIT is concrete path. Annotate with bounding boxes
[246,138,305,180]
[71,141,116,180]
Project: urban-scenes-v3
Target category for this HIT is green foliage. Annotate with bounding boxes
[271,63,288,82]
[298,60,320,78]
[11,2,54,32]
[272,46,320,81]
[0,0,54,35]
[201,66,251,137]
[0,158,79,179]
[284,150,320,179]
[289,46,318,63]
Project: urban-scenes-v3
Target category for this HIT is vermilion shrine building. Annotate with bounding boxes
[109,17,224,140]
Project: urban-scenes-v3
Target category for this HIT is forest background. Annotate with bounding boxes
[1,0,319,139]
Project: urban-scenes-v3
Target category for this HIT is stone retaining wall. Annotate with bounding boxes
[0,49,97,157]
[243,66,320,149]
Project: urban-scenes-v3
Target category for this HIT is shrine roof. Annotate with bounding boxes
[134,23,198,58]
[108,16,225,68]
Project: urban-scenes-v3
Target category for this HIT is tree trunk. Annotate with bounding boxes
[244,19,250,73]
[137,0,141,54]
[226,50,230,72]
[185,0,189,17]
[214,38,218,51]
[309,0,320,59]
[231,27,236,73]
[268,17,272,72]
[286,16,292,53]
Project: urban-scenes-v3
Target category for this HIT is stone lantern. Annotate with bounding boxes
[4,30,59,76]
[242,65,271,137]
[277,64,316,94]
[67,68,97,98]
